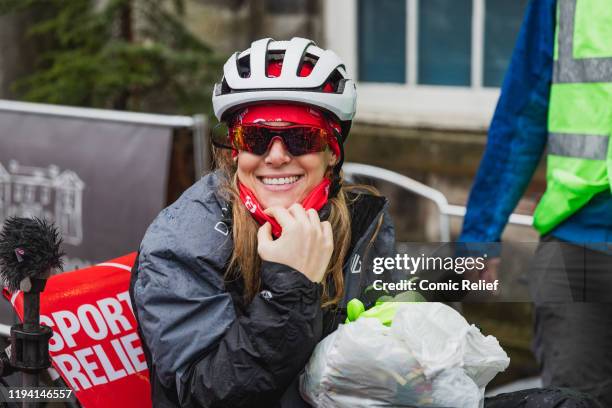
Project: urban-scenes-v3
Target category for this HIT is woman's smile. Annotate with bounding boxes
[257,174,304,191]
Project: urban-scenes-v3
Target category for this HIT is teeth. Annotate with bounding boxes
[261,176,300,185]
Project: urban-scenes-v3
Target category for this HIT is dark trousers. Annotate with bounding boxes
[528,236,612,407]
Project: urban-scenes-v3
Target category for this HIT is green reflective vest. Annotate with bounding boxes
[532,0,612,234]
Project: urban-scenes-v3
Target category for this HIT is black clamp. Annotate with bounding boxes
[10,324,53,371]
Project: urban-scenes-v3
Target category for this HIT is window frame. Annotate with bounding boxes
[324,0,504,131]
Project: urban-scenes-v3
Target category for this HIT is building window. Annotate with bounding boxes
[357,0,406,83]
[484,0,528,87]
[355,0,526,87]
[418,0,472,86]
[325,0,528,129]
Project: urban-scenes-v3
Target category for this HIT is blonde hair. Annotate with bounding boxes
[215,148,377,308]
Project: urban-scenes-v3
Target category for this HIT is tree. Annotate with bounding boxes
[0,0,222,115]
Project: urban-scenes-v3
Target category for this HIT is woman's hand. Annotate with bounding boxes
[257,204,334,283]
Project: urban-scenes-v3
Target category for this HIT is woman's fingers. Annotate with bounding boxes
[306,208,323,233]
[257,222,273,248]
[288,203,310,226]
[267,205,321,236]
[264,206,294,229]
[321,221,333,251]
[257,205,333,283]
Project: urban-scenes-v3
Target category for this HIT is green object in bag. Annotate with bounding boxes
[345,287,426,326]
[346,297,365,322]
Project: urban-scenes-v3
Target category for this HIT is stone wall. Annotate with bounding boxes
[183,0,323,57]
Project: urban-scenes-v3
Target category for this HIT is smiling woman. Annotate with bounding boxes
[129,37,397,408]
[232,105,338,210]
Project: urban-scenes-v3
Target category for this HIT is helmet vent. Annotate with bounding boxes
[324,70,343,92]
[221,77,232,94]
[267,51,285,78]
[296,53,319,78]
[237,54,251,78]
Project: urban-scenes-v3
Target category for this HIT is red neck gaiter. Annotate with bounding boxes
[238,178,331,238]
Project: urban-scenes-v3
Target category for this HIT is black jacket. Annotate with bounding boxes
[129,171,396,407]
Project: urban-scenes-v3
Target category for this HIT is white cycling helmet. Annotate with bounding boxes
[212,37,357,139]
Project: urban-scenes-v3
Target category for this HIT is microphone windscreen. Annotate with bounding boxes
[0,217,64,291]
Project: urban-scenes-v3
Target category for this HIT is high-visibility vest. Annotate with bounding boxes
[533,0,612,235]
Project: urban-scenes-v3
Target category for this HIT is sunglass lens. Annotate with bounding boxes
[230,125,329,156]
[283,128,327,155]
[240,127,270,155]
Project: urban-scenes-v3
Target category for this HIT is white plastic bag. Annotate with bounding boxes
[300,302,510,408]
[300,318,434,408]
[391,303,510,391]
[432,368,481,408]
[390,303,470,377]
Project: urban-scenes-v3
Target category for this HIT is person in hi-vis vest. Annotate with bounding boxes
[460,0,612,405]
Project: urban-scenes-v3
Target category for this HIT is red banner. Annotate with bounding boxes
[3,253,152,408]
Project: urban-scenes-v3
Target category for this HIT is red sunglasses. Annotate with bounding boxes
[212,123,334,156]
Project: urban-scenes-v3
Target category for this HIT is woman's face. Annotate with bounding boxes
[236,122,337,209]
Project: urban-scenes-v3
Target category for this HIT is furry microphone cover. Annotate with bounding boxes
[0,217,64,292]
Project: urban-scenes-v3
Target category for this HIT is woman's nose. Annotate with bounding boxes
[264,138,291,165]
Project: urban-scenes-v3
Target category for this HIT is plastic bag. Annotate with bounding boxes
[391,303,510,389]
[432,368,481,408]
[300,317,434,408]
[300,302,510,408]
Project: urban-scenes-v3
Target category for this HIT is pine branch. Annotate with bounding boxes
[3,0,220,115]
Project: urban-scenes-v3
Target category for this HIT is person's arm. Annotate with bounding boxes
[133,202,333,408]
[459,0,557,243]
[134,246,323,408]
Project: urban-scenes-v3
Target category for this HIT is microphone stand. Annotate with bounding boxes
[10,276,53,408]
[0,218,62,408]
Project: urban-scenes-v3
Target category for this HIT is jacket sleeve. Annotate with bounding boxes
[459,0,556,244]
[133,213,323,408]
[179,261,322,408]
[355,202,400,305]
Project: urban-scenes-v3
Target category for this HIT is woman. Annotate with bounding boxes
[129,38,396,407]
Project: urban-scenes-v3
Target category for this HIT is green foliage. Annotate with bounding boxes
[3,0,222,115]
